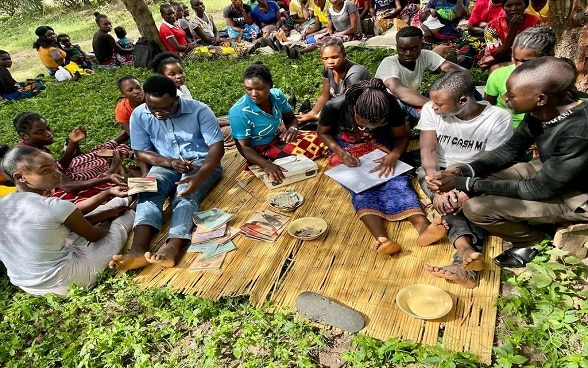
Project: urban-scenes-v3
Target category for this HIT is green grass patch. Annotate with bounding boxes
[0,48,396,152]
[1,5,588,366]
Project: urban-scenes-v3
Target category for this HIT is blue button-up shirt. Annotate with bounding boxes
[130,98,222,161]
[228,88,292,147]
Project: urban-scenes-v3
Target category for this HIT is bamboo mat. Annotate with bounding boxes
[123,149,501,364]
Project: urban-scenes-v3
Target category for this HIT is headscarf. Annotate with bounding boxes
[33,25,57,50]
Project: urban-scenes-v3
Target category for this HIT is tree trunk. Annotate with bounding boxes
[121,0,165,51]
[550,0,588,91]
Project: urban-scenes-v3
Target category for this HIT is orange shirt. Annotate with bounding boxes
[38,46,66,69]
[115,98,135,125]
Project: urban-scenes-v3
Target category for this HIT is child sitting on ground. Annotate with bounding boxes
[0,145,134,296]
[115,26,135,49]
[149,52,193,100]
[57,34,93,69]
[114,75,145,137]
[0,50,45,101]
[114,75,150,176]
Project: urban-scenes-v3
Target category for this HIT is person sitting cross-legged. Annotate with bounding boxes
[426,57,588,269]
[417,71,512,287]
[109,75,224,270]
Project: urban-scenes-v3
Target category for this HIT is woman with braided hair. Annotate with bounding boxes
[317,78,448,255]
[484,26,556,129]
[13,112,131,203]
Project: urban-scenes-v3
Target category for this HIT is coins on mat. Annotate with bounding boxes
[268,190,304,212]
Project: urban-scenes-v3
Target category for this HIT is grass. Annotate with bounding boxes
[2,2,588,367]
[3,0,228,82]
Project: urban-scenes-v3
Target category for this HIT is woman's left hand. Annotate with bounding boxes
[370,153,397,177]
[279,127,298,143]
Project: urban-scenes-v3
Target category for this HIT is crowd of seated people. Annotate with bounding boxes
[13,0,552,86]
[4,0,588,299]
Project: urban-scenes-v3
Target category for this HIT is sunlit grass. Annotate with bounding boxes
[1,0,233,81]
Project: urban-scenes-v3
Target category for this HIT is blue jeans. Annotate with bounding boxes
[134,160,223,240]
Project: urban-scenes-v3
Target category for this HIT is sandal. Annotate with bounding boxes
[493,247,538,268]
[295,291,364,332]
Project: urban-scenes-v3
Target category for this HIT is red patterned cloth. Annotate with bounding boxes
[253,130,326,161]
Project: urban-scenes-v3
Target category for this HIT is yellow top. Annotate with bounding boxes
[313,1,331,27]
[37,46,66,69]
[526,2,549,25]
[290,0,315,18]
[0,185,16,197]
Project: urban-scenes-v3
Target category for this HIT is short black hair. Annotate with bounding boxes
[510,56,576,95]
[396,26,423,40]
[143,75,177,98]
[114,26,127,39]
[243,61,273,86]
[160,3,174,14]
[320,37,345,53]
[56,33,69,43]
[501,0,530,7]
[429,70,476,99]
[116,75,140,91]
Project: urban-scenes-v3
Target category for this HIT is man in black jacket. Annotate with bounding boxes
[426,56,588,268]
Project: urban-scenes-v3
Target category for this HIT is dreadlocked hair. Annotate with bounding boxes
[13,112,44,136]
[512,26,556,57]
[345,78,390,123]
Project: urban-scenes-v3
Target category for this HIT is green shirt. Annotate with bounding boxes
[484,64,524,129]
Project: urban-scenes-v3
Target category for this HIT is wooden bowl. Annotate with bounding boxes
[396,284,453,320]
[287,217,328,240]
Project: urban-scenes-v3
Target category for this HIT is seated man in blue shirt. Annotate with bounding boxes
[109,75,224,270]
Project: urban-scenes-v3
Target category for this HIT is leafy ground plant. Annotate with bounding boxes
[494,242,588,368]
[1,6,587,364]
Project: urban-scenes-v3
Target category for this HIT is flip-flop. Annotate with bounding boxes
[493,247,538,268]
[295,291,365,332]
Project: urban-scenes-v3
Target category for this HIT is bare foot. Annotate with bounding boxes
[416,218,449,246]
[144,242,181,268]
[109,253,151,271]
[461,248,484,271]
[374,236,401,255]
[125,163,142,178]
[424,264,478,289]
